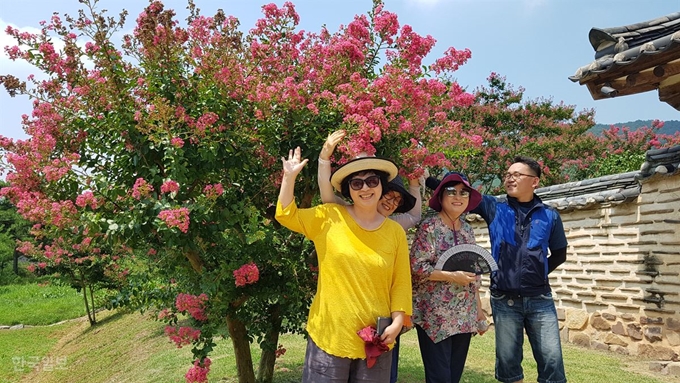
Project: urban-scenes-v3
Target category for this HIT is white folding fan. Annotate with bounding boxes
[434,244,498,275]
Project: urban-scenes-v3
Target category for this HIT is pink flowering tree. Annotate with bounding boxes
[0,0,480,382]
[444,73,680,194]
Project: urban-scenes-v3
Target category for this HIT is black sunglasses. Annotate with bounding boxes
[349,175,381,191]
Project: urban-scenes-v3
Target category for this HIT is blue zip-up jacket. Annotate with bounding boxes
[472,194,567,297]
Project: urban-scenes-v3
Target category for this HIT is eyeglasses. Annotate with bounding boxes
[444,187,470,198]
[349,175,381,191]
[503,172,537,181]
[383,193,404,206]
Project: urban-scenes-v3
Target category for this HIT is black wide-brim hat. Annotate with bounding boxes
[330,157,399,191]
[387,175,417,214]
[428,172,482,212]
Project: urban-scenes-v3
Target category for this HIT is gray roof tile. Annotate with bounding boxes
[569,13,680,83]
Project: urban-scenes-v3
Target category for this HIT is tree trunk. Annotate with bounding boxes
[257,304,282,383]
[79,270,95,325]
[227,315,256,383]
[89,285,97,324]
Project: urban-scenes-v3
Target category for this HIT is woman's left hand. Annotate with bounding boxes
[380,322,401,345]
[449,270,476,286]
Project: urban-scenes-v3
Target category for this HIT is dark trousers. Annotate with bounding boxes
[390,335,400,383]
[415,325,472,383]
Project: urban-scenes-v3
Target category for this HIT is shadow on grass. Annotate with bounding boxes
[80,310,126,333]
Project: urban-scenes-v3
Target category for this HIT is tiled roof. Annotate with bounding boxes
[569,12,680,110]
[639,144,680,178]
[569,12,680,83]
[468,145,680,219]
[536,171,640,211]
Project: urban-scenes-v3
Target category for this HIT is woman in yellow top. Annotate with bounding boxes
[317,130,421,383]
[276,146,412,383]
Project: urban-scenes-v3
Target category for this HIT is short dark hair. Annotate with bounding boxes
[340,170,390,199]
[513,156,541,178]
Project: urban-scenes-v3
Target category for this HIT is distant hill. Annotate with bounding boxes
[589,119,680,136]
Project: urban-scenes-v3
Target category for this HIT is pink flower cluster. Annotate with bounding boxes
[131,178,154,200]
[160,180,180,194]
[175,293,209,321]
[233,262,259,287]
[75,190,98,209]
[165,325,201,348]
[170,137,184,148]
[158,207,190,233]
[185,358,211,383]
[202,183,224,199]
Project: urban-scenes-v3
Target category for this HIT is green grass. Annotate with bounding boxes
[0,282,87,326]
[0,321,76,383]
[1,310,676,383]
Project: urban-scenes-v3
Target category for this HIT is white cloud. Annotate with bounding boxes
[0,18,43,77]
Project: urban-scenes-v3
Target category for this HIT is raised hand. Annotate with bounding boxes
[320,130,346,161]
[281,146,309,177]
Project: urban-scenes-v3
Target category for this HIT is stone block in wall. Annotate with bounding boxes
[557,308,565,321]
[620,219,655,227]
[669,362,680,377]
[640,232,680,245]
[638,344,678,361]
[613,346,630,355]
[648,361,666,372]
[592,341,609,351]
[566,309,589,330]
[571,332,590,347]
[604,333,629,346]
[612,321,626,335]
[601,312,617,321]
[576,292,597,300]
[583,301,610,312]
[611,304,646,316]
[628,323,644,340]
[644,326,663,342]
[595,276,631,285]
[638,204,675,215]
[621,313,636,321]
[641,316,664,325]
[560,326,569,342]
[668,318,680,331]
[554,288,575,298]
[590,314,612,331]
[668,331,680,347]
[600,293,629,302]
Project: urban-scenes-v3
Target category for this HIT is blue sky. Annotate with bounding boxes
[1,0,678,141]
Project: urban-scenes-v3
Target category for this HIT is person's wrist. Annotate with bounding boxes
[318,157,331,164]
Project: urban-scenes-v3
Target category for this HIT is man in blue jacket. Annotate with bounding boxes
[472,156,567,383]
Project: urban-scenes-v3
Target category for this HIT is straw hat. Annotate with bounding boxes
[330,157,398,191]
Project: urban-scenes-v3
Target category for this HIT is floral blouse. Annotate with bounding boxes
[410,214,480,343]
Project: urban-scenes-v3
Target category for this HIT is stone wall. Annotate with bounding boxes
[470,168,680,362]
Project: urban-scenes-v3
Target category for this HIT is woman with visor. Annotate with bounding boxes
[410,171,487,383]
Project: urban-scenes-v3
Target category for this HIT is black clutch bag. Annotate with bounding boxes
[434,244,498,275]
[376,316,392,336]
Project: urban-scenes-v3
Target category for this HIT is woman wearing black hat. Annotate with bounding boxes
[276,146,412,383]
[410,171,487,383]
[317,130,422,383]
